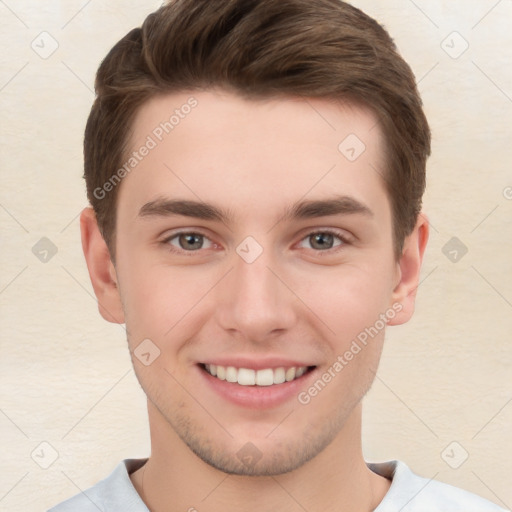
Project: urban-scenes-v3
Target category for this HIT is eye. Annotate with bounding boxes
[161,228,351,255]
[163,231,215,253]
[297,229,350,252]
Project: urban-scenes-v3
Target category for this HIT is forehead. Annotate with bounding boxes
[118,89,389,226]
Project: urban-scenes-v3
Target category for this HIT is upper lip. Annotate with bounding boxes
[200,357,316,371]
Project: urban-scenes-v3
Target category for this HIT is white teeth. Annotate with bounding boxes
[237,368,256,385]
[255,368,274,386]
[295,367,306,378]
[216,365,226,380]
[285,367,296,382]
[204,364,309,386]
[226,366,237,383]
[273,367,286,384]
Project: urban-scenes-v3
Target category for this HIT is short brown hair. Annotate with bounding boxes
[84,0,431,260]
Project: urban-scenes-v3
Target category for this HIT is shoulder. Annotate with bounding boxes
[47,459,148,512]
[369,460,509,512]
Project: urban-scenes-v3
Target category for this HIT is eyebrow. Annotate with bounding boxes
[138,195,373,224]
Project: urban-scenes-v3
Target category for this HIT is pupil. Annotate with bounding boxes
[312,233,333,250]
[181,234,202,250]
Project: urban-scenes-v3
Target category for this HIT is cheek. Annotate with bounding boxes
[307,264,394,340]
[118,261,219,343]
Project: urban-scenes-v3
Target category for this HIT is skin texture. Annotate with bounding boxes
[81,89,428,512]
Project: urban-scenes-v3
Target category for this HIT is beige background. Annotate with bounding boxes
[0,1,511,510]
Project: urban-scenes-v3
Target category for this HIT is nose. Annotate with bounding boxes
[215,245,297,343]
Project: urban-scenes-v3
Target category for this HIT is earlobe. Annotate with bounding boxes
[80,207,125,324]
[387,213,429,326]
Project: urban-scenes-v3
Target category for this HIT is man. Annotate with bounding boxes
[49,0,507,510]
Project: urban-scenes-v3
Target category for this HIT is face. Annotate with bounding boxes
[104,90,409,475]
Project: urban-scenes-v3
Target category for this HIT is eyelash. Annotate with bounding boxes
[161,229,352,256]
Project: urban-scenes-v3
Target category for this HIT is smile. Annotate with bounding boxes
[203,364,312,386]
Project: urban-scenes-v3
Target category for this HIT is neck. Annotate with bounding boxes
[130,402,390,512]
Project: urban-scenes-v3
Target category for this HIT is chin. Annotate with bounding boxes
[172,410,346,477]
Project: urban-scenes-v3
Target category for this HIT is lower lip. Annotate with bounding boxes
[198,365,316,409]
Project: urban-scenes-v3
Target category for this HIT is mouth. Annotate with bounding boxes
[200,363,316,386]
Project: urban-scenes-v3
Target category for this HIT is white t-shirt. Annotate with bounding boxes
[48,458,509,511]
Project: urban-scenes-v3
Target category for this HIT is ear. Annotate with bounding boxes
[80,207,125,324]
[387,213,429,326]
